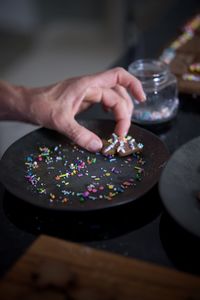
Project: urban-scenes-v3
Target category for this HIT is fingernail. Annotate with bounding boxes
[141,91,146,101]
[87,139,102,152]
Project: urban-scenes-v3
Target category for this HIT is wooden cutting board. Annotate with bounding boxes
[169,36,200,95]
[160,14,200,95]
[0,235,200,300]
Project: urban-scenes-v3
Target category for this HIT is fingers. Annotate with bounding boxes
[78,82,134,120]
[56,87,131,150]
[102,89,132,136]
[113,85,134,116]
[84,87,132,136]
[114,118,131,137]
[45,68,145,152]
[88,67,146,102]
[62,118,103,152]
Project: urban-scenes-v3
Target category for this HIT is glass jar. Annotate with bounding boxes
[128,59,179,124]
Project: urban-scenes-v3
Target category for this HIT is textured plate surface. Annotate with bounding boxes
[159,136,200,238]
[0,120,169,211]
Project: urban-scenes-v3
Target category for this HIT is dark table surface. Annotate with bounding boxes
[1,86,200,278]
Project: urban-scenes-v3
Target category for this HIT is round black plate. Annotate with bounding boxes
[159,136,200,238]
[0,120,169,212]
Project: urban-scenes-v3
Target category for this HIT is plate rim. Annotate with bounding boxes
[159,135,200,238]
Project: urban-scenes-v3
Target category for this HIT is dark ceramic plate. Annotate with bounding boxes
[159,136,200,238]
[0,120,169,212]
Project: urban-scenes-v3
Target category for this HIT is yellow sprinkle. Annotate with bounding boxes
[59,173,67,178]
[50,193,55,199]
[105,173,111,176]
[134,166,142,170]
[104,195,112,200]
[109,192,116,197]
[108,185,114,189]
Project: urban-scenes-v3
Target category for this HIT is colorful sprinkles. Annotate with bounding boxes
[102,133,144,157]
[24,142,145,206]
[182,73,200,82]
[159,14,200,83]
[160,14,200,65]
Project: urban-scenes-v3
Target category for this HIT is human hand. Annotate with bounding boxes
[23,67,146,152]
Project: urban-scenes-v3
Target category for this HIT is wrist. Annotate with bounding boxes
[19,85,54,127]
[0,81,29,122]
[13,85,29,122]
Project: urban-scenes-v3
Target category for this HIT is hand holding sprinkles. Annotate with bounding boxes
[25,141,145,206]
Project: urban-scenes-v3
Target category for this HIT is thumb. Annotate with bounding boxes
[66,119,103,152]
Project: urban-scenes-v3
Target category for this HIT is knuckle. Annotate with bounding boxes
[114,67,125,75]
[77,76,90,88]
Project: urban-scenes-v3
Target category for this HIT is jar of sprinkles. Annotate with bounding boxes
[128,59,179,125]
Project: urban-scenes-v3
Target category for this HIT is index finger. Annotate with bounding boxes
[88,67,146,102]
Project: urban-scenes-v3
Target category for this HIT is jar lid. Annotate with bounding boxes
[128,59,169,86]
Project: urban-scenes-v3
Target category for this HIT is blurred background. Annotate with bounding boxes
[0,0,199,157]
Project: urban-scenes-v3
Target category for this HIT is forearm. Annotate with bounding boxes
[0,80,29,122]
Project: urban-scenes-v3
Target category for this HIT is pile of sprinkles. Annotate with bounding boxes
[24,142,145,206]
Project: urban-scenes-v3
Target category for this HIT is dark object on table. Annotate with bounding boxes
[0,120,169,212]
[159,136,200,238]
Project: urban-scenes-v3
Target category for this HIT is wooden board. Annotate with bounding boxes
[169,35,200,95]
[0,235,200,300]
[159,15,200,95]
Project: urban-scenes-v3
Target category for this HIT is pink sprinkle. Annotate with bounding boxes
[83,191,89,197]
